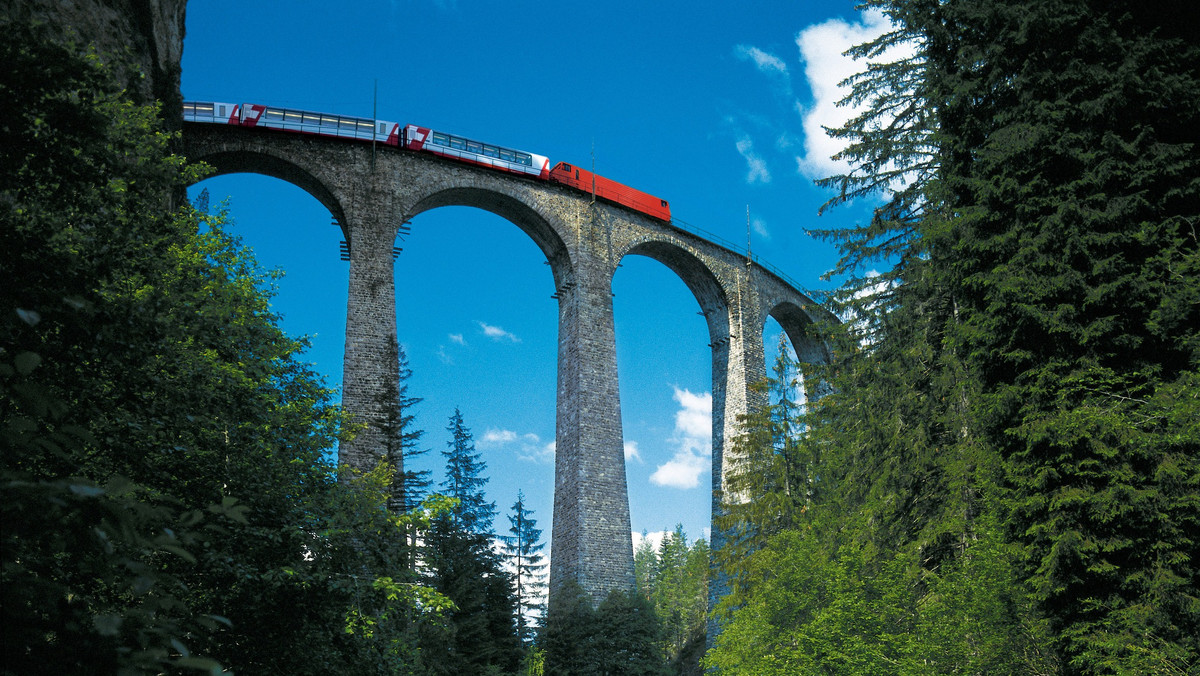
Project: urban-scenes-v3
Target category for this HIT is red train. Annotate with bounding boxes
[548,161,671,223]
[183,101,670,222]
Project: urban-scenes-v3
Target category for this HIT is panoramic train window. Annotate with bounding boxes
[432,132,449,146]
[483,145,499,158]
[450,137,465,150]
[265,108,284,119]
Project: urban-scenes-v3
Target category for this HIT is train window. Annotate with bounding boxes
[466,141,483,154]
[450,137,465,150]
[373,121,383,133]
[483,145,499,158]
[516,153,532,166]
[284,110,302,122]
[560,163,573,172]
[432,132,450,146]
[499,149,515,162]
[322,116,339,126]
[265,109,284,119]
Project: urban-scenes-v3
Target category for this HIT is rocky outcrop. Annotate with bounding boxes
[2,0,187,127]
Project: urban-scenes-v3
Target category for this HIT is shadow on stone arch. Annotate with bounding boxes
[767,300,832,369]
[621,240,731,343]
[185,149,348,232]
[409,186,572,289]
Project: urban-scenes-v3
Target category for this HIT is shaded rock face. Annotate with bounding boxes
[3,0,187,126]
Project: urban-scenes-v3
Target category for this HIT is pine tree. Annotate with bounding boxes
[929,1,1200,669]
[500,490,547,645]
[441,407,496,534]
[711,1,1051,671]
[0,21,456,673]
[380,341,429,516]
[419,408,521,674]
[712,1,1200,673]
[542,583,670,676]
[634,532,659,597]
[650,526,709,670]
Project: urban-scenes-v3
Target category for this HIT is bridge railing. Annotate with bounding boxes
[667,217,826,303]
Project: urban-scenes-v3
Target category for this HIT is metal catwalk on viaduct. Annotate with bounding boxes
[182,122,832,606]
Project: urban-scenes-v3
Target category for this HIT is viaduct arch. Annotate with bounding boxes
[182,122,833,608]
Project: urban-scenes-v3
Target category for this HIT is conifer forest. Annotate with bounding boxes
[2,0,1197,674]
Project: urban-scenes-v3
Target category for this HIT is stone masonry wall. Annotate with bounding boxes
[181,124,830,617]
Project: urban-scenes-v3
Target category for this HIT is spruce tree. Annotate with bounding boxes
[715,0,1200,672]
[441,407,497,534]
[500,490,548,645]
[419,408,520,674]
[0,21,455,673]
[380,341,429,516]
[712,1,1050,670]
[930,0,1200,669]
[651,526,709,670]
[542,583,669,676]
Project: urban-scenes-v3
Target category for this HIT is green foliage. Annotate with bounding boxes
[710,1,1199,674]
[500,489,548,644]
[0,20,452,674]
[419,410,522,675]
[638,526,709,670]
[419,513,522,675]
[379,340,430,516]
[925,0,1200,670]
[441,407,497,534]
[543,583,671,676]
[1,475,232,675]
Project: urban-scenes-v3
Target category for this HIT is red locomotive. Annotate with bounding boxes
[184,101,670,222]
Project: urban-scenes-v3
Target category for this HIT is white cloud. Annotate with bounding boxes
[735,135,771,184]
[650,387,713,489]
[449,333,466,345]
[523,439,555,464]
[482,428,518,445]
[751,216,771,240]
[650,452,709,490]
[478,321,520,343]
[673,388,712,445]
[481,427,554,463]
[794,9,911,180]
[624,440,642,463]
[632,530,671,553]
[734,44,789,76]
[435,345,453,365]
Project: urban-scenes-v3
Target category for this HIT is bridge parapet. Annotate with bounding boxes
[181,121,833,612]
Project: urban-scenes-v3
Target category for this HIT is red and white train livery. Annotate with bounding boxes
[403,124,550,179]
[183,101,669,221]
[183,101,400,145]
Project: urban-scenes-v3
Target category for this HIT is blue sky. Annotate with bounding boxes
[181,1,890,553]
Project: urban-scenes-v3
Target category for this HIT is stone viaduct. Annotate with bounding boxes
[181,122,832,608]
